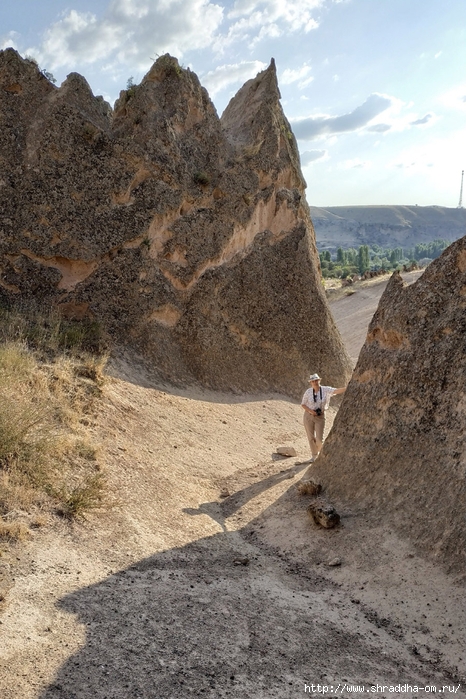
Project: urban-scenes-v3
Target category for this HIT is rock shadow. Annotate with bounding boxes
[38,522,432,699]
[183,461,308,532]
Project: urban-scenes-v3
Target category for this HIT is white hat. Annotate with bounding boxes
[308,373,321,381]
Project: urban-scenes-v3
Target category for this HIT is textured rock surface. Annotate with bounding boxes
[311,236,466,572]
[307,501,340,528]
[0,49,351,397]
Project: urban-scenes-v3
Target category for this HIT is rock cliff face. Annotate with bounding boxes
[0,49,351,396]
[312,236,466,573]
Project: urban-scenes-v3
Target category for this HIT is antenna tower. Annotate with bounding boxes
[459,170,464,208]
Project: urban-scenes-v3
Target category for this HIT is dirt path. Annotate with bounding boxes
[0,278,464,698]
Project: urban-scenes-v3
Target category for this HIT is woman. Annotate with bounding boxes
[301,373,346,462]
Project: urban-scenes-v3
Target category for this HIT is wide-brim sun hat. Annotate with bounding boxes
[308,373,321,381]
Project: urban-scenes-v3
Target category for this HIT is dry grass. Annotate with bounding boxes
[0,520,30,543]
[0,304,110,541]
[0,302,105,356]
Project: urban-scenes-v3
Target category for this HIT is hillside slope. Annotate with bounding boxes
[311,204,466,250]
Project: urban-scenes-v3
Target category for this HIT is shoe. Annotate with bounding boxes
[310,457,316,463]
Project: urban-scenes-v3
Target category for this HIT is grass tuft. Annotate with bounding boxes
[193,171,211,186]
[0,520,30,542]
[57,472,106,519]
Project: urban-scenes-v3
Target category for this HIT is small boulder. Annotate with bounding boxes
[327,557,342,567]
[233,557,250,566]
[276,446,297,457]
[307,501,340,529]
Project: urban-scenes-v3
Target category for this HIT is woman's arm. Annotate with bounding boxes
[333,386,347,395]
[301,403,317,415]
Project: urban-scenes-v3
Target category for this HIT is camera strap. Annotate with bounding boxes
[313,387,323,403]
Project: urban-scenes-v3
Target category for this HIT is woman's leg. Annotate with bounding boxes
[303,412,319,457]
[314,415,325,455]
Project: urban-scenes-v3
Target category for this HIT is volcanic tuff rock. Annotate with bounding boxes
[311,236,466,573]
[0,49,351,397]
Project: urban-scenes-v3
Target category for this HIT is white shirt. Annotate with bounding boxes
[301,385,337,413]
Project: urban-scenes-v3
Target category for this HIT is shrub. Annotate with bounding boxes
[0,303,106,356]
[56,472,106,519]
[193,171,211,186]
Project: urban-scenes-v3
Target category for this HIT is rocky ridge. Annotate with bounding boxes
[0,48,351,397]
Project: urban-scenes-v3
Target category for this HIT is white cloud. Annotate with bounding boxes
[280,64,313,88]
[291,93,393,140]
[339,158,372,170]
[202,60,267,96]
[249,22,282,48]
[32,10,122,69]
[390,128,466,174]
[301,150,327,165]
[438,83,466,112]
[228,0,323,28]
[225,0,323,48]
[215,10,284,52]
[410,113,433,126]
[359,97,438,135]
[29,0,224,72]
[367,123,391,133]
[382,108,440,133]
[1,32,20,51]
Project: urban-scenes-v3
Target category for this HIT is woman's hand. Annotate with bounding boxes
[302,405,318,416]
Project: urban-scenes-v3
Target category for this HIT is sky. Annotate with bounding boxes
[1,0,465,207]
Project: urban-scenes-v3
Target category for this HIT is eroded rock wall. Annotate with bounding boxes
[312,237,466,572]
[0,49,351,396]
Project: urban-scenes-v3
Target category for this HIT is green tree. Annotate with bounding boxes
[358,245,370,274]
[346,248,357,265]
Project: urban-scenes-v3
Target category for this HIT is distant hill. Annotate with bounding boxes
[310,205,466,251]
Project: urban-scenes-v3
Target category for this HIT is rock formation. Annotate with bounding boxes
[0,48,351,397]
[311,236,466,573]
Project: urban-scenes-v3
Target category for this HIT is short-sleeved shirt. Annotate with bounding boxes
[301,385,337,413]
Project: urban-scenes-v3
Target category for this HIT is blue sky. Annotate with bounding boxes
[1,0,465,207]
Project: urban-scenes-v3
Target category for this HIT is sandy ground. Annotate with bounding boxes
[0,272,464,699]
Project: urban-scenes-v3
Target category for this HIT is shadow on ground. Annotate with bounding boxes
[37,466,449,699]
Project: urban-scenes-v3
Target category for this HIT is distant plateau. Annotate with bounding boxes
[310,204,466,251]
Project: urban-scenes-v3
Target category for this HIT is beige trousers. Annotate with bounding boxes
[303,411,325,457]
